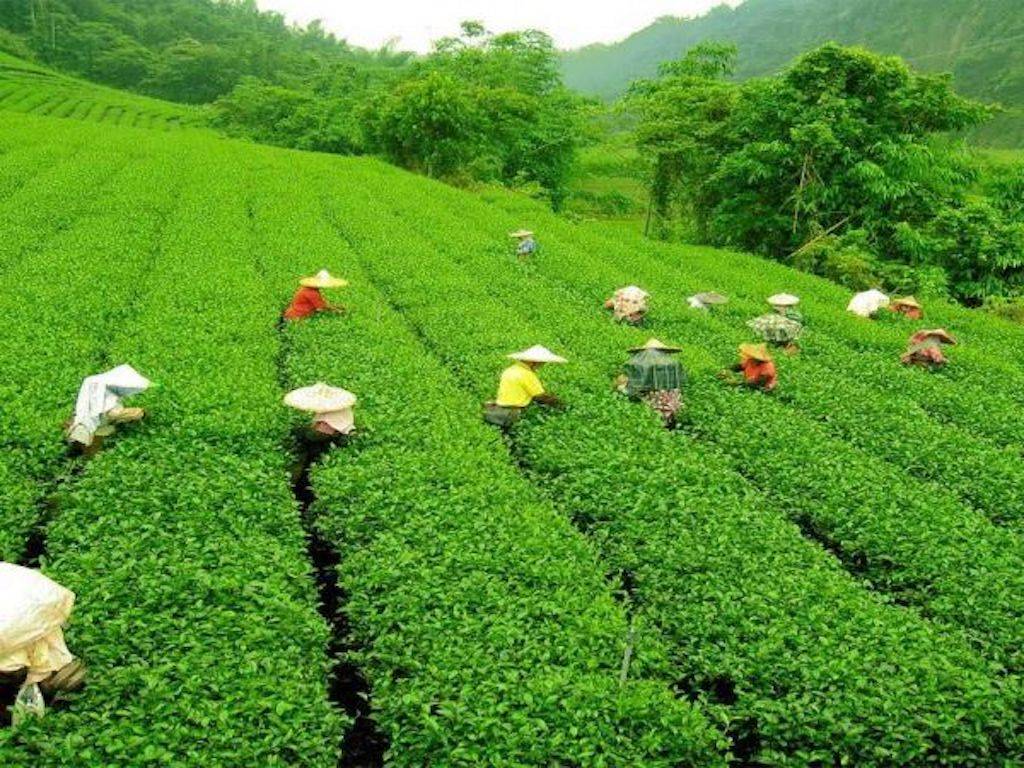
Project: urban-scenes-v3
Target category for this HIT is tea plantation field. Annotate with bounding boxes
[1,98,1024,766]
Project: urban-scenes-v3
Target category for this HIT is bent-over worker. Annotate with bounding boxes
[721,343,778,392]
[618,338,686,426]
[484,345,567,428]
[283,270,348,321]
[902,329,956,369]
[604,285,650,325]
[509,229,537,259]
[1,563,86,724]
[848,289,890,318]
[891,296,923,320]
[284,382,357,444]
[66,364,151,455]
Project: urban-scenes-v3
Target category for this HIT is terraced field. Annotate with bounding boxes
[0,52,201,130]
[1,99,1023,766]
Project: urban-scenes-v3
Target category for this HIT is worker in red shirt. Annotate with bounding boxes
[283,270,348,321]
[720,343,778,391]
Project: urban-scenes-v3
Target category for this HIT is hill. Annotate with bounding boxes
[562,0,1024,144]
[0,51,202,129]
[1,89,1024,764]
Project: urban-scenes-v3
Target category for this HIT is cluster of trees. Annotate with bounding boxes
[628,43,1024,302]
[0,5,585,205]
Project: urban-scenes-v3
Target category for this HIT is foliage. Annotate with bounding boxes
[363,24,588,207]
[561,0,1024,147]
[627,43,1024,302]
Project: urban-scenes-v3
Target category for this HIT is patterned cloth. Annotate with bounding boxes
[748,314,803,345]
[642,389,682,425]
[517,238,537,256]
[607,287,650,324]
[902,341,948,368]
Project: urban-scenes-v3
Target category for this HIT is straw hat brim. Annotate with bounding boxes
[300,276,349,289]
[629,338,681,353]
[694,292,727,305]
[508,346,567,364]
[893,296,922,309]
[739,343,772,362]
[509,230,534,238]
[767,295,800,307]
[284,383,357,412]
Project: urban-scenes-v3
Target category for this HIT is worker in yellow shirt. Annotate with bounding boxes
[484,345,567,428]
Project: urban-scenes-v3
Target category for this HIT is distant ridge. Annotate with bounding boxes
[561,0,1024,144]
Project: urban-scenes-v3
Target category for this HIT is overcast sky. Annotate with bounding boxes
[256,1,740,53]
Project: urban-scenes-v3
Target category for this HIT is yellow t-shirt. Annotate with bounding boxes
[495,363,545,408]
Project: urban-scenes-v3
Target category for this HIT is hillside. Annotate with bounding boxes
[0,51,202,129]
[2,90,1024,764]
[562,0,1024,143]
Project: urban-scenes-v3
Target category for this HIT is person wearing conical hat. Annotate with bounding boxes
[484,345,567,428]
[720,343,778,392]
[509,229,537,260]
[891,296,923,320]
[285,383,357,444]
[767,293,803,324]
[283,270,348,321]
[901,329,956,370]
[617,338,686,427]
[66,364,151,456]
[604,285,650,325]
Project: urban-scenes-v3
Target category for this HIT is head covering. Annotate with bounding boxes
[507,345,567,364]
[508,229,534,239]
[628,338,681,353]
[0,563,75,685]
[69,364,151,445]
[615,285,649,301]
[300,270,348,289]
[767,293,800,308]
[689,292,728,309]
[909,329,957,346]
[739,343,772,363]
[284,382,357,412]
[847,289,890,318]
[892,296,922,309]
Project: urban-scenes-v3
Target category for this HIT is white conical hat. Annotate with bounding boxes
[616,285,649,300]
[508,229,534,238]
[97,364,151,397]
[693,292,727,305]
[507,345,567,364]
[300,270,349,289]
[284,382,356,412]
[767,293,800,307]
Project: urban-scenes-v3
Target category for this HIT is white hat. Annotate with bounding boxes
[507,345,567,364]
[284,382,357,412]
[767,293,800,307]
[300,270,349,289]
[847,289,890,318]
[508,229,534,239]
[616,285,650,300]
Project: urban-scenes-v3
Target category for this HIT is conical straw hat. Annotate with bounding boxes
[507,345,567,364]
[739,343,772,362]
[284,382,356,412]
[693,292,727,305]
[628,338,681,353]
[893,296,922,309]
[617,285,650,299]
[508,229,534,239]
[767,293,800,307]
[300,269,349,289]
[916,328,957,346]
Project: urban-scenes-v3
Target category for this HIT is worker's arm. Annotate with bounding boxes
[534,392,563,408]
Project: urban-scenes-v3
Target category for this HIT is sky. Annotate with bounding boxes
[256,1,740,54]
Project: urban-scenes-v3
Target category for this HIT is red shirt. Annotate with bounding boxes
[284,286,328,320]
[741,359,777,390]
